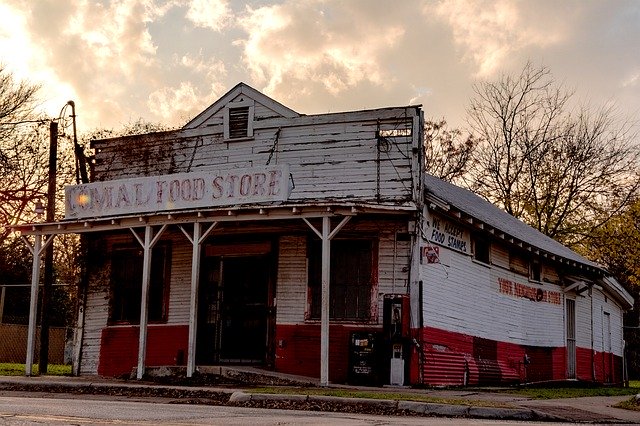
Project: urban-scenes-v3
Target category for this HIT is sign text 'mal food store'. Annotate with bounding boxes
[65,165,290,219]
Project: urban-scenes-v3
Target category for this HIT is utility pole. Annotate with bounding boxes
[39,120,58,374]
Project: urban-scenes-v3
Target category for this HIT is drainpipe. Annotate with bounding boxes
[590,286,595,381]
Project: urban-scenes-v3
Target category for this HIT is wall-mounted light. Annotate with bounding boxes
[34,200,45,216]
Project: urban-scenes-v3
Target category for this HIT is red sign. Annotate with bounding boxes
[498,277,561,305]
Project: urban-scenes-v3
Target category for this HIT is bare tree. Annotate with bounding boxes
[0,65,41,161]
[424,119,476,182]
[467,62,640,246]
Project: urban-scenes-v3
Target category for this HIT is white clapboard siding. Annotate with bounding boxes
[80,280,109,375]
[165,231,192,324]
[421,246,565,347]
[574,294,593,350]
[275,235,308,324]
[92,109,417,205]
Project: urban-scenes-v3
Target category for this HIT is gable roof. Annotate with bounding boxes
[424,174,633,309]
[183,82,300,129]
[424,174,597,267]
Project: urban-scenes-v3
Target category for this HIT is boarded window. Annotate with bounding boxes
[109,244,171,324]
[308,239,374,321]
[228,107,250,139]
[509,252,529,276]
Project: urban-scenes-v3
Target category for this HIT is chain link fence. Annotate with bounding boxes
[0,284,74,365]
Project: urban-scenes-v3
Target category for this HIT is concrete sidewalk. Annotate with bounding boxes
[0,374,639,423]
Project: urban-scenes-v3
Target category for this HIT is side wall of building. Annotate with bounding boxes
[416,210,626,386]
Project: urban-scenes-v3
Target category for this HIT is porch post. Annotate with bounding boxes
[179,221,217,378]
[133,224,167,380]
[25,234,42,376]
[302,215,352,387]
[137,225,153,379]
[320,216,330,386]
[187,222,201,378]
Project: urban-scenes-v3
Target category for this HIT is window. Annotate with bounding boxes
[472,234,490,264]
[530,258,541,282]
[308,239,374,321]
[109,244,171,324]
[224,100,254,139]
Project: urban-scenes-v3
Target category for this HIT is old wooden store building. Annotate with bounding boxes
[17,83,633,386]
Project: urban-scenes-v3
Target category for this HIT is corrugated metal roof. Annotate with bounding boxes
[423,174,598,268]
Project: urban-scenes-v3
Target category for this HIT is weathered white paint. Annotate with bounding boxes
[65,165,291,219]
[132,225,167,379]
[421,244,566,347]
[302,215,352,386]
[91,107,418,209]
[179,222,218,377]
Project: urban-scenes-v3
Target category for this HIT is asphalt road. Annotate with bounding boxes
[0,395,570,426]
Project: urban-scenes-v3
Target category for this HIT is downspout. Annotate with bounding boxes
[590,286,595,381]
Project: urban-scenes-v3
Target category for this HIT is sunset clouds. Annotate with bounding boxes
[0,0,638,132]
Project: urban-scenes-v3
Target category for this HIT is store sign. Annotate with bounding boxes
[424,211,470,254]
[498,277,562,305]
[65,165,290,219]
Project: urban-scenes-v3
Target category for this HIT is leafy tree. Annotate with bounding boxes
[587,199,640,378]
[466,62,640,247]
[424,120,476,182]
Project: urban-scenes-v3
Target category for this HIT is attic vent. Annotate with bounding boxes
[224,101,254,140]
[229,107,249,138]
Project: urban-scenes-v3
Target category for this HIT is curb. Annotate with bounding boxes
[228,391,565,421]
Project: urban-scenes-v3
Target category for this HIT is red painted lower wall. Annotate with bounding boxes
[98,325,188,377]
[414,326,623,386]
[275,324,385,384]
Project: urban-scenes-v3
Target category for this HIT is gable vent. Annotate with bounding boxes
[229,107,250,138]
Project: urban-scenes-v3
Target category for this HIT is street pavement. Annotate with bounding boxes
[0,374,639,424]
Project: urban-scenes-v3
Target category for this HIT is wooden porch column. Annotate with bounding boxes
[22,234,54,376]
[320,216,330,386]
[131,225,167,380]
[179,222,218,377]
[303,215,352,386]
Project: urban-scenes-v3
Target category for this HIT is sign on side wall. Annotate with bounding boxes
[423,210,470,254]
[498,277,562,305]
[65,165,290,219]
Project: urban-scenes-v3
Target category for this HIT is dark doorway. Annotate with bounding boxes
[197,252,271,365]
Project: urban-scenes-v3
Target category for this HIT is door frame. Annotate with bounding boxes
[197,238,277,366]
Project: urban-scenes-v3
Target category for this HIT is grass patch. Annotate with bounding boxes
[614,397,640,411]
[0,363,72,376]
[500,381,640,399]
[249,386,512,408]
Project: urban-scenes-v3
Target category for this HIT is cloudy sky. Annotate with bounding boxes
[1,0,639,133]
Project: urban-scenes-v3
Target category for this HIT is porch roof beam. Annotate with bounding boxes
[13,204,413,236]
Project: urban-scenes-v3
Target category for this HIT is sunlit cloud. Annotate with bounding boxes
[236,2,404,98]
[622,70,640,88]
[148,81,200,121]
[430,0,563,77]
[185,0,232,32]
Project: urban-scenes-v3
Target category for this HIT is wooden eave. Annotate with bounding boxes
[13,202,417,236]
[426,202,604,277]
